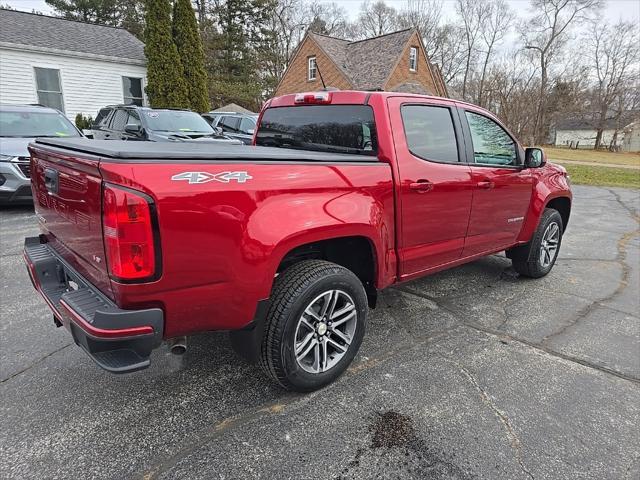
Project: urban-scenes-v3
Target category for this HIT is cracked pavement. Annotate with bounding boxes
[1,185,639,479]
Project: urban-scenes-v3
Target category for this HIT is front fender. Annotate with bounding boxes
[517,165,572,243]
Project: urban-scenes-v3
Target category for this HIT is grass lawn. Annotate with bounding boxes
[564,164,640,189]
[544,146,640,167]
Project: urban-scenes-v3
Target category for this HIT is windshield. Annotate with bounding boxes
[0,111,80,138]
[143,110,214,134]
[255,105,378,155]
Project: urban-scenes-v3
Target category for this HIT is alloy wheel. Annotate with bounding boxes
[293,290,358,374]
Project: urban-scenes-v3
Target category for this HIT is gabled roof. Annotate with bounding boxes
[556,111,640,131]
[0,9,145,64]
[210,103,256,115]
[309,29,416,91]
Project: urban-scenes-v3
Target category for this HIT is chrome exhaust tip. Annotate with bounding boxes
[168,336,187,355]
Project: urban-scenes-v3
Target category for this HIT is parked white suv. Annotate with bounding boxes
[0,104,81,205]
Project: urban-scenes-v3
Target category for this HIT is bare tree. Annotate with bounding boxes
[456,0,490,100]
[523,0,601,143]
[432,23,468,85]
[398,0,443,57]
[476,0,513,107]
[586,20,640,149]
[357,0,400,38]
[306,2,351,38]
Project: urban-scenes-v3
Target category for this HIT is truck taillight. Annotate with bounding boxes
[102,184,158,281]
[294,91,332,104]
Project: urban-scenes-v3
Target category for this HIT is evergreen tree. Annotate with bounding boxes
[45,0,145,39]
[144,0,189,109]
[172,0,210,112]
[206,0,274,110]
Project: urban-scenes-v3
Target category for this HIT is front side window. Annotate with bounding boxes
[256,105,377,155]
[123,77,143,106]
[409,47,418,72]
[465,111,517,166]
[308,57,317,81]
[34,67,64,112]
[401,105,459,163]
[127,111,141,126]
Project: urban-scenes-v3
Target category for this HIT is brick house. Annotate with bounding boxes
[275,28,448,98]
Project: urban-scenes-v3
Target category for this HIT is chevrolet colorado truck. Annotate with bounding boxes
[24,90,571,392]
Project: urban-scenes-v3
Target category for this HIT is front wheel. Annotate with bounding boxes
[260,260,368,392]
[510,208,563,278]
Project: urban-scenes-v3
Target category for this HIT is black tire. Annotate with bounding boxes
[260,260,368,392]
[511,208,563,278]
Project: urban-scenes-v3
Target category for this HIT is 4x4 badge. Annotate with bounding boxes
[171,171,253,184]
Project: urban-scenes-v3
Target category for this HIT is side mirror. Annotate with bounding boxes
[213,126,224,136]
[525,147,546,168]
[82,129,94,139]
[246,128,255,136]
[124,124,143,136]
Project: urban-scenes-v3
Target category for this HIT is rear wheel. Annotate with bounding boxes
[510,208,563,278]
[260,260,367,392]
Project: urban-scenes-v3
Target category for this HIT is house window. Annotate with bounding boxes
[409,47,418,72]
[123,77,143,106]
[308,57,317,81]
[34,67,64,112]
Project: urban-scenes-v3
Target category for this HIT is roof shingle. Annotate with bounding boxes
[0,9,145,63]
[309,29,415,91]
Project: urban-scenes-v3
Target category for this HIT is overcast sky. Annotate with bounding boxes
[4,0,639,23]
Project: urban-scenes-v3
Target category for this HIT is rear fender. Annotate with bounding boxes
[251,192,395,295]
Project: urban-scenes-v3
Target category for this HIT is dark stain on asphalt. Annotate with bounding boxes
[370,410,415,448]
[336,411,475,479]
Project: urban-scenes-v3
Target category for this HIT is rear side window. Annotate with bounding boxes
[220,116,240,132]
[401,105,459,163]
[94,108,112,127]
[256,105,377,155]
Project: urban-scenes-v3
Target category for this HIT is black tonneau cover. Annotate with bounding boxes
[33,138,376,163]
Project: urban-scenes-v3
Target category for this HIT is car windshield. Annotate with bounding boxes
[143,110,214,134]
[255,105,377,155]
[0,110,80,138]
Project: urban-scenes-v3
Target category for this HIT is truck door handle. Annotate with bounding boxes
[477,180,495,189]
[409,180,434,193]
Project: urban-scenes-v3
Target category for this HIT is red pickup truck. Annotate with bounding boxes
[24,90,571,391]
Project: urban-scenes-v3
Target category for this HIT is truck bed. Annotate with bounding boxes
[34,138,376,163]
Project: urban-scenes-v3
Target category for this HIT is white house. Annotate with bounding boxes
[554,111,639,150]
[0,9,147,121]
[622,122,640,153]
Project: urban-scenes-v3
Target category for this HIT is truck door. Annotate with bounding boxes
[457,107,534,256]
[387,97,474,279]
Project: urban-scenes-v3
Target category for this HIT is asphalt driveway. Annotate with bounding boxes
[1,185,638,479]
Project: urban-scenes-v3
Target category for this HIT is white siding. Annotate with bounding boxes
[554,128,617,148]
[0,47,147,121]
[622,125,640,152]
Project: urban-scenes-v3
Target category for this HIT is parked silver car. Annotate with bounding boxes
[0,104,81,205]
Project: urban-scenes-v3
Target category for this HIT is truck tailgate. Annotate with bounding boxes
[29,144,113,297]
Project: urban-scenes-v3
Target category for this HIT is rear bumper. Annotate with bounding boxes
[23,236,164,373]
